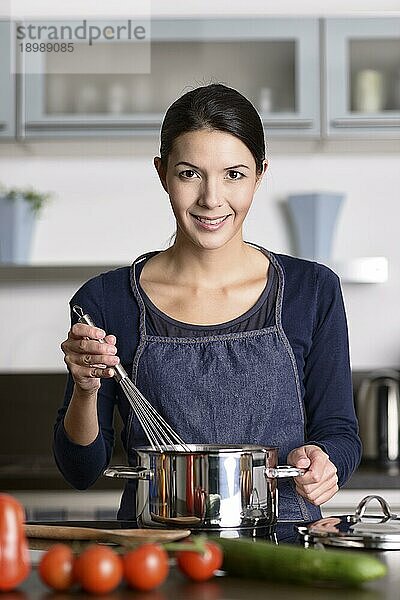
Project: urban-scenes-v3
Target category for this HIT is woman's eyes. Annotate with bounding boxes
[226,170,245,180]
[178,170,245,180]
[179,169,198,179]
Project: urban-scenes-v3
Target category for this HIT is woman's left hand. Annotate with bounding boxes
[286,444,338,506]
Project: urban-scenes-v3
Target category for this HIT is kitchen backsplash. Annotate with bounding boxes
[1,146,399,370]
[0,373,125,492]
[0,370,384,491]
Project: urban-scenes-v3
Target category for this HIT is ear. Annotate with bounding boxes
[254,159,268,192]
[154,156,169,193]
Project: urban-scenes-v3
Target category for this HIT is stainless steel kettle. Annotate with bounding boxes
[356,369,400,466]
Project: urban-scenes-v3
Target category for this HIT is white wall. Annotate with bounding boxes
[0,138,399,372]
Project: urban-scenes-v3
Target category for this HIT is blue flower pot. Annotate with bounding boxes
[0,194,36,264]
[287,193,344,261]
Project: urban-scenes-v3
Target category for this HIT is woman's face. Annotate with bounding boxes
[154,129,267,251]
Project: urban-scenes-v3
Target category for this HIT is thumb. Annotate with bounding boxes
[287,446,311,468]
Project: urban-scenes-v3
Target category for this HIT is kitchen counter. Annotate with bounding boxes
[343,464,400,490]
[16,524,400,599]
[20,546,399,599]
[17,558,400,600]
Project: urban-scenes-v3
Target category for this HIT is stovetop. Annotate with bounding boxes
[26,520,304,544]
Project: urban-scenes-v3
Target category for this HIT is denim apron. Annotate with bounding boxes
[118,244,322,523]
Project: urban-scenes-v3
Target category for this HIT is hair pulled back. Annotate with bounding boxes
[159,83,266,176]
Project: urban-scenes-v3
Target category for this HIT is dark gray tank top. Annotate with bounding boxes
[138,262,277,338]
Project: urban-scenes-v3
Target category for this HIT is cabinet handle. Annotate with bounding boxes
[26,120,161,132]
[25,118,315,132]
[262,119,314,129]
[332,118,400,129]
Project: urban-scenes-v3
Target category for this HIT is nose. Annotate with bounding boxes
[197,178,223,210]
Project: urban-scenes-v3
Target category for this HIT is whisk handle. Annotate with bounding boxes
[72,305,128,383]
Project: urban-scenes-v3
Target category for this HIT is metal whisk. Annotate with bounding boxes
[72,306,191,453]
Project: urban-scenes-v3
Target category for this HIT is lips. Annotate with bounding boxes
[190,213,231,232]
[194,215,228,225]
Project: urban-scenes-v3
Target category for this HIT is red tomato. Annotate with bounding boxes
[123,543,169,591]
[176,541,223,582]
[38,544,74,591]
[76,545,123,594]
[0,494,31,591]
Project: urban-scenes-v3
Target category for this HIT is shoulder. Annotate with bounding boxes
[272,252,341,297]
[70,266,134,329]
[72,266,131,302]
[273,252,338,280]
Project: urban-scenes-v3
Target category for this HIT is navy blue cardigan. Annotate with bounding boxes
[53,251,362,492]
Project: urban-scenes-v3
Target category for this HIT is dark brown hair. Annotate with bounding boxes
[160,83,266,176]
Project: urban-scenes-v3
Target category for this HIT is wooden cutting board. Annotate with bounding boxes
[25,524,191,544]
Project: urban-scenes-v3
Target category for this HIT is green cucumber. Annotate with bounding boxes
[213,537,387,587]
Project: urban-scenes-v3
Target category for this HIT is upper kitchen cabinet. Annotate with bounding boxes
[324,19,400,137]
[20,18,320,139]
[0,21,16,138]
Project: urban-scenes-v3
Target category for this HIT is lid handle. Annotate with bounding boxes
[354,494,396,522]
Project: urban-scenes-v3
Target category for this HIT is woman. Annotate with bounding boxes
[55,83,361,523]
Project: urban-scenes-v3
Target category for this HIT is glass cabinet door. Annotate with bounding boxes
[0,21,15,138]
[325,18,400,137]
[21,18,320,138]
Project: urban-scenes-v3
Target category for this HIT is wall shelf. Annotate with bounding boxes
[0,264,122,282]
[0,258,389,284]
[329,257,389,284]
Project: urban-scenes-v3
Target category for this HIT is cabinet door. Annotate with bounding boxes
[0,21,16,138]
[21,18,320,139]
[325,18,400,137]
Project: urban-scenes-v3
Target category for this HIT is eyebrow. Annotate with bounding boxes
[174,161,250,170]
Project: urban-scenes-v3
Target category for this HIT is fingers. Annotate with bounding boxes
[79,352,119,368]
[295,478,339,506]
[62,341,118,364]
[294,456,338,506]
[61,322,119,388]
[70,322,106,341]
[287,445,339,506]
[87,366,115,379]
[289,445,329,484]
[61,328,118,360]
[297,454,329,485]
[64,350,119,373]
[287,447,311,469]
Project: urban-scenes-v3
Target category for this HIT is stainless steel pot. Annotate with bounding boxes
[104,444,304,531]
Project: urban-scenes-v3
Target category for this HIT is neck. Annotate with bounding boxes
[164,230,255,288]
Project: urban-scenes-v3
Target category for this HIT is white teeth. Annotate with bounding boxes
[195,215,227,225]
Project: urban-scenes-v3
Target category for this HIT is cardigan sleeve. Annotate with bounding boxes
[53,275,118,490]
[303,265,362,487]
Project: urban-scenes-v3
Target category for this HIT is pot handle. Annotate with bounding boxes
[265,465,306,478]
[354,494,397,521]
[103,466,153,480]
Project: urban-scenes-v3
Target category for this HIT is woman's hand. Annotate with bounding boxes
[287,444,338,506]
[61,323,119,394]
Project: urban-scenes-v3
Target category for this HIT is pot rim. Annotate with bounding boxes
[134,443,279,454]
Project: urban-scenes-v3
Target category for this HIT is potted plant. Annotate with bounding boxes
[0,183,52,264]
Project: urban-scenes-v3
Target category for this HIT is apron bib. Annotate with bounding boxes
[119,245,322,522]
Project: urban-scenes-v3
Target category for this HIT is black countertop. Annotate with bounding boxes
[18,561,400,600]
[19,522,400,600]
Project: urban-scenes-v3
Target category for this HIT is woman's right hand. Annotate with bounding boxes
[61,323,120,393]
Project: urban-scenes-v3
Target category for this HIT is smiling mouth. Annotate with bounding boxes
[191,214,231,225]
